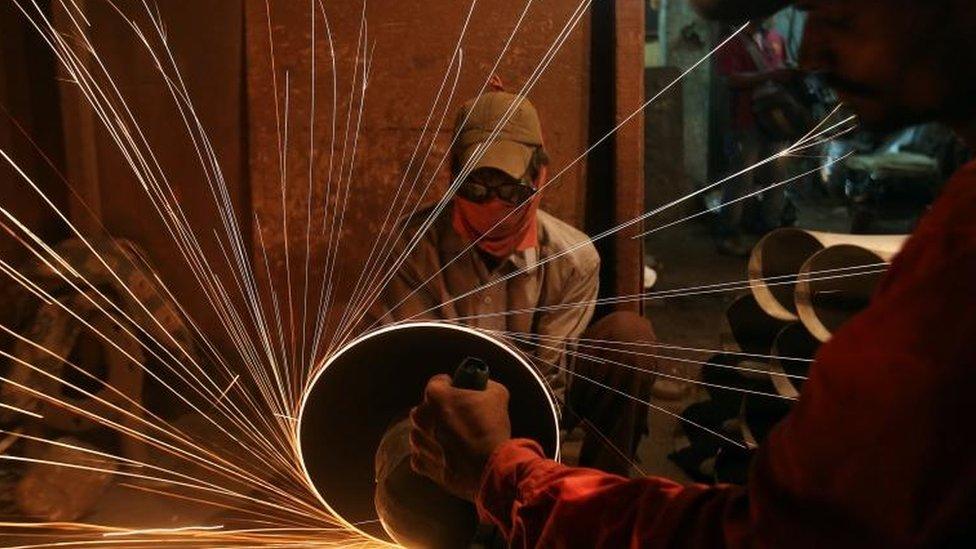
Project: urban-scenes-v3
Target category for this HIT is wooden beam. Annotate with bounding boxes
[53,0,103,233]
[612,1,646,313]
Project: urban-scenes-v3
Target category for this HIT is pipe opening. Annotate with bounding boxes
[749,229,824,320]
[796,245,885,342]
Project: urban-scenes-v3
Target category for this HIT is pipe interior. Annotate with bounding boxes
[753,230,824,315]
[803,245,884,335]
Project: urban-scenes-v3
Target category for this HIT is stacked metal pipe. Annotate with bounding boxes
[671,229,906,484]
[748,228,907,341]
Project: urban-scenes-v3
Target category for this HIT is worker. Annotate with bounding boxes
[408,0,976,546]
[370,85,657,475]
[715,17,799,256]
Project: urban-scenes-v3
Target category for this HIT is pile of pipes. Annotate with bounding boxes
[670,228,907,484]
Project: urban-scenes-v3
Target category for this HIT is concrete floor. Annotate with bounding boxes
[634,217,751,484]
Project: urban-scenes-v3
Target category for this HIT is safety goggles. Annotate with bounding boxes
[456,172,537,205]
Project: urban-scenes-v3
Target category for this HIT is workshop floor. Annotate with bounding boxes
[634,217,749,483]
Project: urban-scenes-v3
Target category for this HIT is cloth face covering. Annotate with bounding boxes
[452,193,541,258]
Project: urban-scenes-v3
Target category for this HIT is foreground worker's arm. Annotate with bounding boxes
[412,164,976,548]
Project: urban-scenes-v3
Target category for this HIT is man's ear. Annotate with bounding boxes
[533,164,549,193]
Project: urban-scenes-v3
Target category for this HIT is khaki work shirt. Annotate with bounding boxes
[370,205,600,398]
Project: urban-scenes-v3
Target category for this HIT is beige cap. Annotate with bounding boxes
[453,91,543,180]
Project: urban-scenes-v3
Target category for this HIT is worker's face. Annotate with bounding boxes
[452,167,542,257]
[798,0,976,132]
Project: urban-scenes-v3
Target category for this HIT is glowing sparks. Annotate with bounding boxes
[102,525,225,537]
[0,1,871,546]
[0,402,43,419]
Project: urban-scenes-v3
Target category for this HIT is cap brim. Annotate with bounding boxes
[460,140,534,180]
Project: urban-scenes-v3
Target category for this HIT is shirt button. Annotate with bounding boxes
[484,296,492,305]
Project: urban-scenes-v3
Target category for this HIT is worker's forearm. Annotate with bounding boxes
[476,439,749,547]
[475,439,547,535]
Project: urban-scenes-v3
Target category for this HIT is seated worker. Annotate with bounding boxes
[408,1,976,547]
[370,87,657,476]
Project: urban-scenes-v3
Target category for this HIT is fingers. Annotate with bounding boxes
[409,425,442,463]
[410,452,440,480]
[425,375,508,406]
[409,405,443,461]
[409,408,444,480]
[423,374,453,402]
[411,374,512,500]
[410,404,434,432]
[486,380,510,403]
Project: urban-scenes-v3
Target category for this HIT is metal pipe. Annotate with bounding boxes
[794,243,897,342]
[725,293,790,356]
[748,228,906,321]
[296,322,560,546]
[768,323,820,399]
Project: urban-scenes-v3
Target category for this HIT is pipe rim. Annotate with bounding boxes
[295,321,561,544]
[748,229,824,321]
[795,245,886,343]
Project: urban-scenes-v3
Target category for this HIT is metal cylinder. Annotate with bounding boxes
[748,228,907,321]
[725,293,790,356]
[768,323,820,399]
[794,241,900,342]
[296,322,561,546]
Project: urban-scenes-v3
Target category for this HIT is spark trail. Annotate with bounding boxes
[0,2,874,547]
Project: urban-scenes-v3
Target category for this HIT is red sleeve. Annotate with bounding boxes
[476,439,750,548]
[750,163,976,547]
[476,165,976,548]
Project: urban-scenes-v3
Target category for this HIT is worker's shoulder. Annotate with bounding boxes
[394,204,449,245]
[537,209,600,273]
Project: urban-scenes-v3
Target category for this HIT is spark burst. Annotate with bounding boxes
[0,1,860,547]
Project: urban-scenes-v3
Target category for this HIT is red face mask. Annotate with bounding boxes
[451,192,542,258]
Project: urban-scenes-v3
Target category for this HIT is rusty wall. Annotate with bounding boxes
[244,1,593,332]
[0,1,71,348]
[0,1,70,262]
[55,1,249,354]
[2,1,643,366]
[611,0,646,312]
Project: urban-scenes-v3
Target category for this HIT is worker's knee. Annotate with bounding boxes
[584,311,656,344]
[576,311,659,387]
